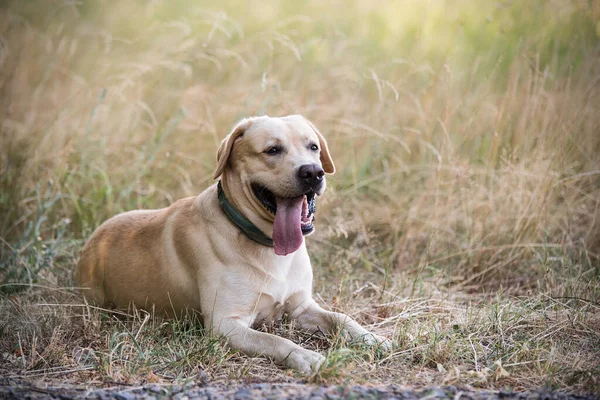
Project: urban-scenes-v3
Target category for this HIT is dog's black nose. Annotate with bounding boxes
[298,164,325,188]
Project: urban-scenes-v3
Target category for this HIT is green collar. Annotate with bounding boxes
[217,181,274,247]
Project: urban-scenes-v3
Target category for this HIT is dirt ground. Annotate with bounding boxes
[1,377,598,400]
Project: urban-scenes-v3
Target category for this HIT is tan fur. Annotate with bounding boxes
[76,115,389,373]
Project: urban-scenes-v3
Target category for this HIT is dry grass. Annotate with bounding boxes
[1,0,599,395]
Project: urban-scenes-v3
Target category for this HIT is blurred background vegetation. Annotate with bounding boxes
[1,0,599,292]
[1,0,599,391]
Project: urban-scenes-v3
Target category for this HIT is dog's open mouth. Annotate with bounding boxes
[252,184,316,256]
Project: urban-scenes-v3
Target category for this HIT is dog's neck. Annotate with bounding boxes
[218,172,277,244]
[217,180,274,247]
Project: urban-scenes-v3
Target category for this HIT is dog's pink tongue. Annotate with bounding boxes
[273,195,304,256]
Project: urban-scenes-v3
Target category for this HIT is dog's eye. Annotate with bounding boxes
[310,144,319,151]
[265,146,282,155]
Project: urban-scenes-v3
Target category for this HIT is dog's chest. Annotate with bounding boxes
[251,256,310,325]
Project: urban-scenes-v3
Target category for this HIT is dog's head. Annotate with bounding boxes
[213,115,335,256]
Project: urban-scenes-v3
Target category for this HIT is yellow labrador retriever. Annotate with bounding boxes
[76,115,389,373]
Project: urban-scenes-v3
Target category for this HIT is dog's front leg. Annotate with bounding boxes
[292,299,391,351]
[210,315,325,373]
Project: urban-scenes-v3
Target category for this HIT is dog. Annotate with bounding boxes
[76,115,390,373]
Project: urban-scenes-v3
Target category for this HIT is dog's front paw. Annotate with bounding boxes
[285,348,325,374]
[360,332,393,352]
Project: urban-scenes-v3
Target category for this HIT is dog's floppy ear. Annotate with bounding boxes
[213,118,253,179]
[303,117,335,174]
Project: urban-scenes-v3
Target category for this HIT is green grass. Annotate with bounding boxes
[1,0,599,394]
